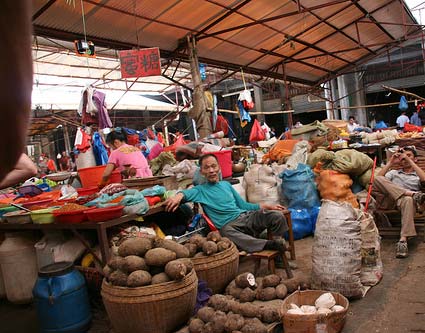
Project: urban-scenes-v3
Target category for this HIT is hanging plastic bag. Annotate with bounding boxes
[249,119,265,142]
[399,95,408,111]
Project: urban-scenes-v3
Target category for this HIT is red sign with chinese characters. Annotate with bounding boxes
[119,48,161,78]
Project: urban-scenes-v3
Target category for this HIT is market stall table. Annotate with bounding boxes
[0,204,165,267]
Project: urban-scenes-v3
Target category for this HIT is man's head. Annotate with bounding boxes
[349,116,355,124]
[199,154,220,183]
[398,146,418,167]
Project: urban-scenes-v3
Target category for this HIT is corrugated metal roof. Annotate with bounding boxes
[32,0,420,90]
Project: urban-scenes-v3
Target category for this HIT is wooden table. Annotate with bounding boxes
[0,205,165,266]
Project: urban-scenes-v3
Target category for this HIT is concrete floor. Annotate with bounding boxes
[1,235,425,333]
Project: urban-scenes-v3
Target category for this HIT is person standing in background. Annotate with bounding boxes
[59,151,71,171]
[396,111,410,130]
[46,155,57,174]
[410,110,422,126]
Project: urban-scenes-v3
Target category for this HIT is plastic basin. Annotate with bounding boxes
[78,166,122,188]
[31,208,57,224]
[84,206,124,222]
[22,199,53,210]
[3,211,32,224]
[53,207,94,224]
[77,187,98,197]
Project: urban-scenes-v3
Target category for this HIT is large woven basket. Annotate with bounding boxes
[101,269,197,333]
[191,242,239,294]
[281,290,349,333]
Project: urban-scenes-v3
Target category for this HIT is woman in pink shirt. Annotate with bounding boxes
[100,129,152,186]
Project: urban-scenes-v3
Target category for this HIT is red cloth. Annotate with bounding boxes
[145,196,161,206]
[46,159,56,172]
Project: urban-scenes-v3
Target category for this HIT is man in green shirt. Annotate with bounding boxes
[165,154,288,253]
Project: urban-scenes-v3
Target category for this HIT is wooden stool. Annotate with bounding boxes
[246,250,293,278]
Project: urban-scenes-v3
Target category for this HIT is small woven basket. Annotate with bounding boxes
[281,290,349,333]
[191,242,239,294]
[101,268,198,333]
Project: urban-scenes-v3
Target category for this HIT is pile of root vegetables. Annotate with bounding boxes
[103,231,234,287]
[183,272,312,333]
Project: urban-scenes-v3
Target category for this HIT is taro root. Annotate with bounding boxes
[283,277,310,293]
[202,322,214,333]
[225,280,236,294]
[175,257,194,272]
[224,313,245,332]
[189,234,207,250]
[193,252,206,258]
[118,237,153,257]
[189,318,204,333]
[239,287,256,303]
[102,265,113,278]
[107,256,125,270]
[241,318,267,333]
[275,283,288,299]
[202,241,218,256]
[227,299,242,314]
[208,294,230,312]
[197,306,215,323]
[127,270,152,287]
[108,270,128,286]
[227,284,243,299]
[259,306,280,323]
[262,274,281,288]
[151,272,171,284]
[255,277,263,289]
[206,231,222,242]
[165,260,187,280]
[154,238,190,258]
[211,310,227,332]
[144,248,176,266]
[216,240,230,252]
[238,303,258,318]
[235,273,256,289]
[122,255,148,273]
[256,287,277,301]
[184,243,198,257]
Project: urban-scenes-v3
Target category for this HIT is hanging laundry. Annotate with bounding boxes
[92,132,109,165]
[92,90,113,129]
[237,100,251,127]
[74,127,92,153]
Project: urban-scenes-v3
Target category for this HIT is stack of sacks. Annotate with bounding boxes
[243,164,280,205]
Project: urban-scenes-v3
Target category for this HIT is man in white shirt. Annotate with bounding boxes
[396,111,410,129]
[347,116,360,133]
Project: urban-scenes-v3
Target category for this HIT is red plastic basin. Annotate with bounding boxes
[53,207,94,224]
[84,205,124,222]
[22,198,53,210]
[77,187,98,197]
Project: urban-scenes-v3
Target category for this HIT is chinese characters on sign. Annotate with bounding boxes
[119,48,161,78]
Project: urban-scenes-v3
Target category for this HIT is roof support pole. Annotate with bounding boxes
[324,81,335,120]
[187,35,212,138]
[337,75,350,121]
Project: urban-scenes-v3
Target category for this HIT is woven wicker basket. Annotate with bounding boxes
[101,268,197,333]
[191,242,239,294]
[281,290,349,333]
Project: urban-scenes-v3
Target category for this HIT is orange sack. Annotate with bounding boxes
[316,170,359,208]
